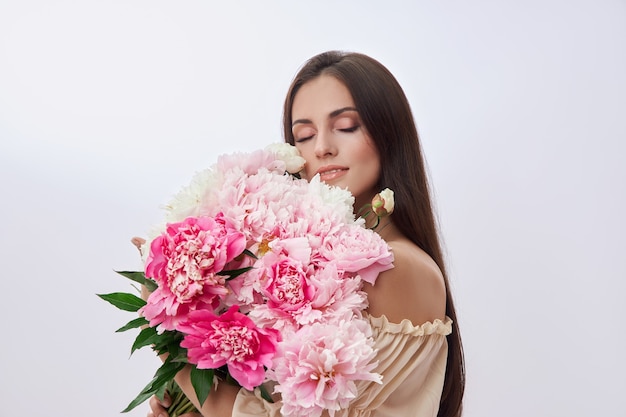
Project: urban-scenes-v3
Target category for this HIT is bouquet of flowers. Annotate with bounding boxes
[99,143,395,417]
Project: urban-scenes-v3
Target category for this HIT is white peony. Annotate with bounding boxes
[265,142,306,174]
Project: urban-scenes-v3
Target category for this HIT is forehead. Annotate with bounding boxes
[291,75,355,118]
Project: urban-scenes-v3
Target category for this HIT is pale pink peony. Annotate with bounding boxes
[318,225,394,285]
[214,169,302,244]
[306,263,369,321]
[272,319,382,417]
[141,215,246,331]
[216,149,286,177]
[179,305,280,391]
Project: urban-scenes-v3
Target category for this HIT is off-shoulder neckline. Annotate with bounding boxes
[364,313,453,336]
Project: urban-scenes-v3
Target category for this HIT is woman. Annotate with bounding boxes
[148,51,465,417]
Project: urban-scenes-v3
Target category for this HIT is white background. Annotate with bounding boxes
[1,1,624,416]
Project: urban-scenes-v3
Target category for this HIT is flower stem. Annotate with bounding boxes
[356,204,372,218]
[166,380,199,417]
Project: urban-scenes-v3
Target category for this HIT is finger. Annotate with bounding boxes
[149,395,170,414]
[179,414,203,417]
[162,390,172,407]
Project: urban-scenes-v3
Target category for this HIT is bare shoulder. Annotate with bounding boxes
[363,237,446,326]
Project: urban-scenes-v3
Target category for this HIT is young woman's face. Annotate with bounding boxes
[291,75,381,208]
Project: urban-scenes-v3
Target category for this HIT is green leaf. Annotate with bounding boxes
[218,266,254,280]
[115,270,157,291]
[190,366,214,407]
[116,317,149,333]
[164,340,182,358]
[122,359,186,413]
[258,383,275,403]
[97,292,146,312]
[155,382,168,402]
[152,331,185,356]
[152,359,187,390]
[242,249,258,259]
[131,327,161,354]
[115,270,147,284]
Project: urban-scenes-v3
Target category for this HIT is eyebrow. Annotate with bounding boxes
[292,106,358,128]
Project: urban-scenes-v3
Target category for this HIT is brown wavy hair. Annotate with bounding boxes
[282,51,465,417]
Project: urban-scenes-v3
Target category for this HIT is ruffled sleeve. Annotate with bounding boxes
[231,315,452,417]
[348,314,452,417]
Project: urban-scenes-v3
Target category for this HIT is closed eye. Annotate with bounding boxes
[295,134,314,143]
[338,125,359,133]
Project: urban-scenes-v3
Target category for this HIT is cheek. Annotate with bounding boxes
[355,142,380,169]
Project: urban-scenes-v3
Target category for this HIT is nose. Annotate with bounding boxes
[314,130,336,158]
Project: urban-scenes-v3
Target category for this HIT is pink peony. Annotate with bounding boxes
[141,215,246,331]
[272,319,382,417]
[255,238,313,309]
[179,305,280,390]
[263,256,312,312]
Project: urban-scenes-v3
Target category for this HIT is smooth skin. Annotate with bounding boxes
[146,75,446,417]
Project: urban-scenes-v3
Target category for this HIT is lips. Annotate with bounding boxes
[315,165,348,182]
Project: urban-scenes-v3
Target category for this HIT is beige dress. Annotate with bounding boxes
[232,313,452,417]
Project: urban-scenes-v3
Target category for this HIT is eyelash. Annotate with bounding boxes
[295,136,313,143]
[294,125,360,143]
[339,125,359,133]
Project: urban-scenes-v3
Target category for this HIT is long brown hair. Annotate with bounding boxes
[283,51,465,417]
